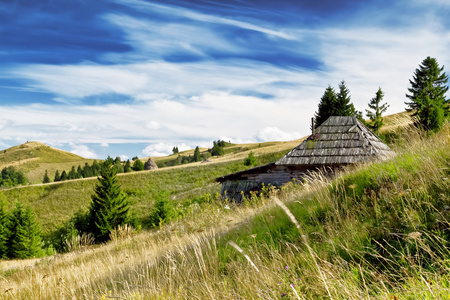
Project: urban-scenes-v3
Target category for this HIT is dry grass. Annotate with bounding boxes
[1,115,448,299]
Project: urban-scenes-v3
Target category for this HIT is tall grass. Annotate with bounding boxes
[1,123,449,299]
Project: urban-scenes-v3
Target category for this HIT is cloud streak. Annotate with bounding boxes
[1,0,450,158]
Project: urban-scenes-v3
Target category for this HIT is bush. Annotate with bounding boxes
[148,191,175,228]
[244,152,258,166]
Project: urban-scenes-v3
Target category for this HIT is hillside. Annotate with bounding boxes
[0,116,449,299]
[0,142,96,183]
[0,112,410,232]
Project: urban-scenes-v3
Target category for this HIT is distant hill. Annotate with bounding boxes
[0,141,96,183]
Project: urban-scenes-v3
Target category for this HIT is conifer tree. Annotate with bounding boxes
[8,203,43,258]
[335,80,357,116]
[124,160,132,173]
[193,146,201,162]
[77,165,83,178]
[366,88,389,136]
[83,163,93,178]
[406,56,449,131]
[0,198,9,258]
[244,152,257,166]
[60,170,68,181]
[43,170,50,184]
[68,166,78,180]
[314,85,337,127]
[87,161,130,242]
[113,161,124,173]
[54,170,61,182]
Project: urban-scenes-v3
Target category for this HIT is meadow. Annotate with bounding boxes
[0,115,449,299]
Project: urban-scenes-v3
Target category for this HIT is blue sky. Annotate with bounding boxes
[1,0,449,159]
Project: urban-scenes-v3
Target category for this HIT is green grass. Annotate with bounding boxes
[0,141,96,183]
[0,148,290,236]
[3,116,450,299]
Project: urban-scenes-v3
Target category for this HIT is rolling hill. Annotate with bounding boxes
[1,112,450,299]
[0,141,96,183]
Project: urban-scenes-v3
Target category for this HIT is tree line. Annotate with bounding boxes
[160,140,231,167]
[314,56,449,135]
[43,156,153,184]
[0,166,27,188]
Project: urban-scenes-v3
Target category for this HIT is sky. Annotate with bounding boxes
[1,0,450,159]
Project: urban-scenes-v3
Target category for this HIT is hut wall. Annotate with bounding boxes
[221,165,336,201]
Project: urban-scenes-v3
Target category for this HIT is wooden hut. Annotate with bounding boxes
[216,116,395,201]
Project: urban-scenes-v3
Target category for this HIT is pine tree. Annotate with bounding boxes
[113,161,124,173]
[92,160,101,176]
[68,166,78,180]
[314,85,337,127]
[87,161,130,242]
[83,163,93,178]
[0,198,9,258]
[124,160,132,173]
[193,146,201,162]
[406,56,449,131]
[366,88,389,136]
[77,165,83,178]
[54,170,61,182]
[244,152,258,166]
[60,170,68,181]
[7,203,42,258]
[335,80,357,116]
[43,170,50,184]
[148,191,174,228]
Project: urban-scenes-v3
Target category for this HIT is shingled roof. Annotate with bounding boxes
[275,116,394,166]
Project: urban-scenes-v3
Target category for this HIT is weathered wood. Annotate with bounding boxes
[217,116,395,201]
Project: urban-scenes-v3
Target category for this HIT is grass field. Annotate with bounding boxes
[5,112,450,299]
[0,142,96,184]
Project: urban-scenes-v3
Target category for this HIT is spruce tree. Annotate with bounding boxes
[193,146,201,162]
[60,170,68,181]
[68,166,78,180]
[314,85,337,127]
[87,161,130,242]
[366,88,389,136]
[124,160,132,173]
[54,170,61,182]
[77,165,83,178]
[43,170,50,184]
[8,203,42,258]
[335,80,357,116]
[406,56,449,131]
[0,198,9,258]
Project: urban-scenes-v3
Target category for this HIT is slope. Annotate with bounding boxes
[1,116,449,299]
[0,141,96,183]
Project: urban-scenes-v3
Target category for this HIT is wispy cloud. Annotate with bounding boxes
[1,0,450,159]
[114,0,293,40]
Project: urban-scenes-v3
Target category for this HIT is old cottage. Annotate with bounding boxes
[216,116,395,201]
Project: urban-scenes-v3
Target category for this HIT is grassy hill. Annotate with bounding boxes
[0,119,447,299]
[5,112,450,299]
[0,141,96,183]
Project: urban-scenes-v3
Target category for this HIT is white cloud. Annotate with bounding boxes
[2,1,450,160]
[120,155,129,161]
[255,127,301,142]
[0,119,13,131]
[142,142,191,157]
[114,0,293,39]
[69,144,98,159]
[146,121,161,130]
